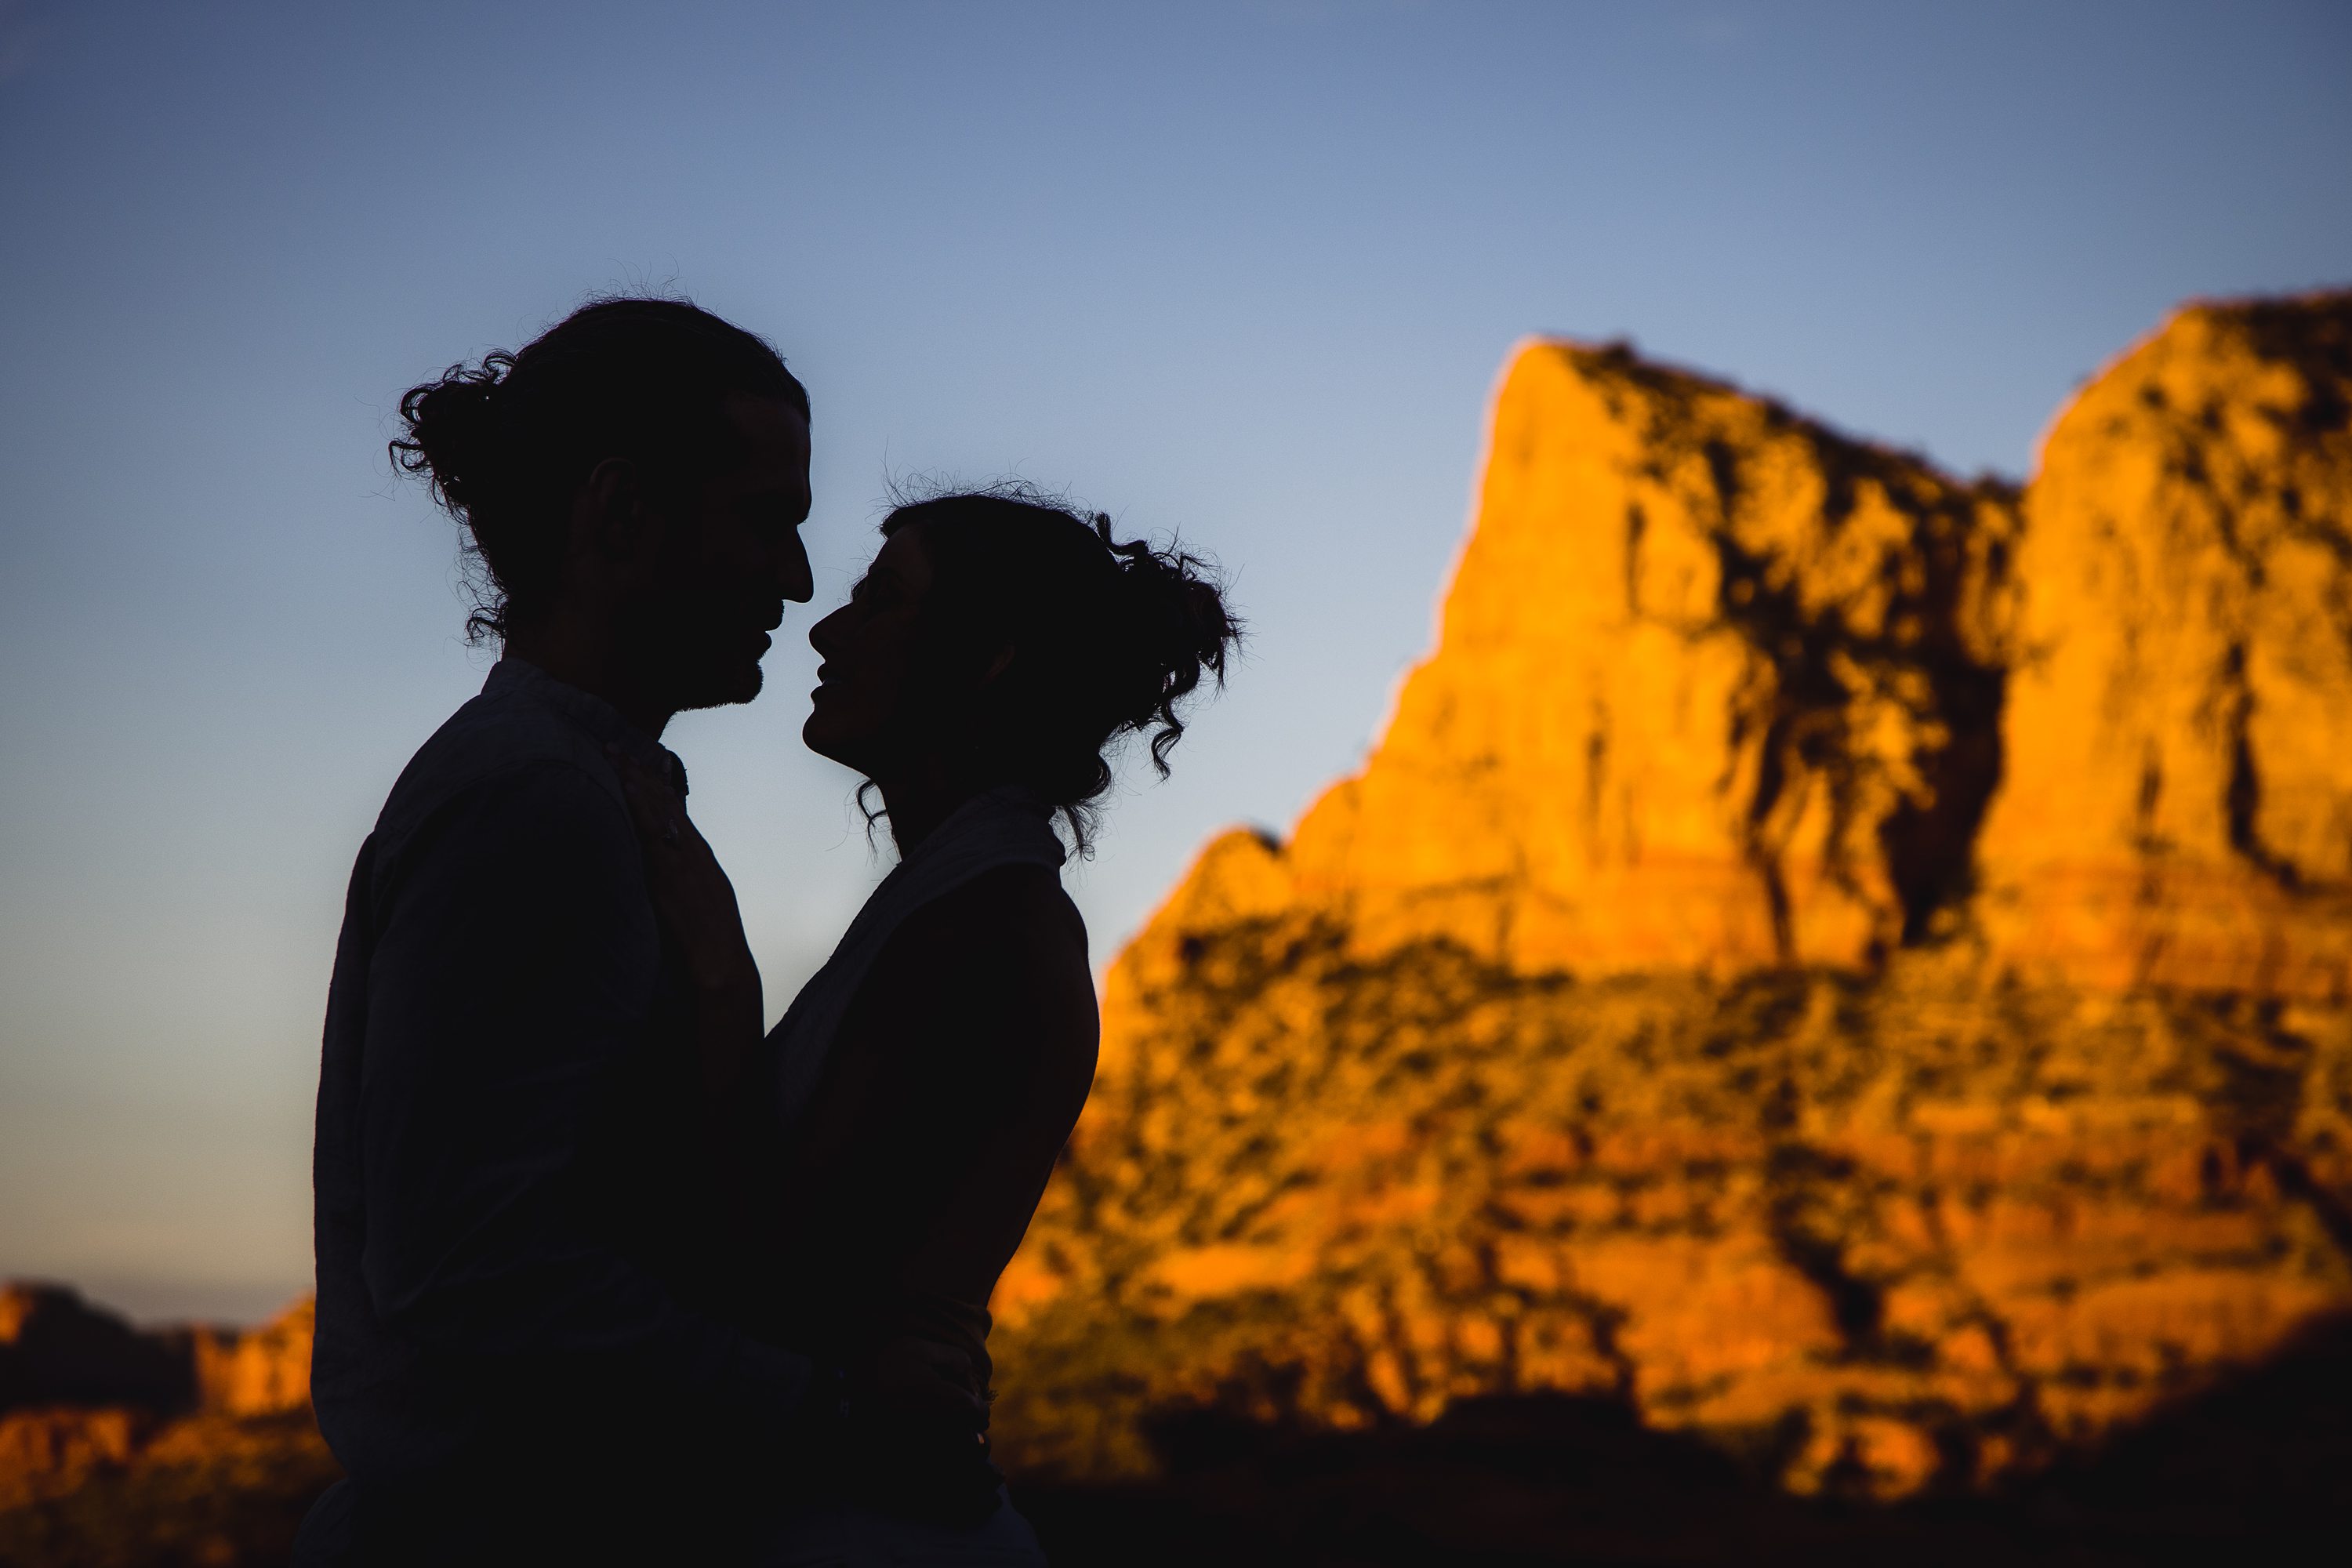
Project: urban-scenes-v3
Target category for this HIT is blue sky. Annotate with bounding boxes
[2,0,2346,1323]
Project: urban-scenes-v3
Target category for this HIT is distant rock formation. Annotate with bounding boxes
[0,1285,318,1523]
[185,1298,314,1420]
[0,1406,148,1513]
[0,1285,191,1415]
[0,1283,310,1425]
[1258,338,2021,975]
[990,292,2352,1496]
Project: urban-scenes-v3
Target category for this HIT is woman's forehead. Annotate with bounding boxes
[870,524,935,592]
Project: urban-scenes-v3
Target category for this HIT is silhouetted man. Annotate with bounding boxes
[298,299,821,1565]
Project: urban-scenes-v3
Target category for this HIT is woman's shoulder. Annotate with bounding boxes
[870,863,1097,1064]
[917,865,1091,1001]
[922,860,1087,959]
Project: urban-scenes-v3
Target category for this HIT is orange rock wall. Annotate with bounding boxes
[0,1290,319,1526]
[187,1298,314,1420]
[1000,910,2352,1493]
[1980,297,2352,996]
[0,1406,147,1512]
[0,1285,312,1426]
[1282,342,2020,975]
[993,293,2352,1494]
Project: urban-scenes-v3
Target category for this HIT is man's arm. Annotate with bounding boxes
[358,760,807,1436]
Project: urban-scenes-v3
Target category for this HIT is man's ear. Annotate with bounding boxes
[579,458,660,564]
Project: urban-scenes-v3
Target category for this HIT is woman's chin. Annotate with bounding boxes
[800,712,856,768]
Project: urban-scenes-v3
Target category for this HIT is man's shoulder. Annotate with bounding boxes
[372,684,626,857]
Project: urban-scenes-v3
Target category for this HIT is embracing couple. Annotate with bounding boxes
[296,299,1237,1566]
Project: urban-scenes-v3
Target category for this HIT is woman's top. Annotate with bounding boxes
[753,789,1100,1394]
[768,787,1071,1138]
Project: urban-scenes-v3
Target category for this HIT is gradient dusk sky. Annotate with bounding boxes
[2,0,2347,1323]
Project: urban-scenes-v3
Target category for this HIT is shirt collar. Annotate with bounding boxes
[485,657,689,797]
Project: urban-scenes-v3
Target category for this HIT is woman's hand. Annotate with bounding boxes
[844,1335,999,1525]
[869,1334,985,1414]
[608,746,763,1093]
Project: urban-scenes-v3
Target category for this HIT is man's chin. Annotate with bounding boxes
[674,662,765,714]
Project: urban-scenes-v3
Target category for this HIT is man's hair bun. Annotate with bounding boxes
[390,296,807,641]
[394,356,512,522]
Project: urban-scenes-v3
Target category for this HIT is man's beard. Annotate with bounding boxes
[627,599,769,714]
[667,634,765,713]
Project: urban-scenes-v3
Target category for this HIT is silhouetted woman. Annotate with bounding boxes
[617,489,1239,1563]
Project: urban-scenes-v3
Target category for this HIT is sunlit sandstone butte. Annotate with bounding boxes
[989,292,2352,1496]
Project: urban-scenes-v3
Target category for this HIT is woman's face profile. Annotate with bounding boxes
[803,526,938,775]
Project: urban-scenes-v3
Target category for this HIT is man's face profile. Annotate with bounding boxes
[644,394,815,713]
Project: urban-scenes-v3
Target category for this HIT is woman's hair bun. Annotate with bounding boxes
[875,482,1243,855]
[1091,510,1240,778]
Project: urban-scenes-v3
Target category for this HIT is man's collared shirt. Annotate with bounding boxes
[310,659,803,1515]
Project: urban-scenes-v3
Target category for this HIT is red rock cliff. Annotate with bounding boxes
[990,293,2352,1496]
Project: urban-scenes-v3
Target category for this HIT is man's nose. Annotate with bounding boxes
[777,530,815,604]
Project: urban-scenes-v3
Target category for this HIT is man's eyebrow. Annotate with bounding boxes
[738,484,808,507]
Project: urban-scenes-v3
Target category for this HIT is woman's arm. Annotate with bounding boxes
[812,867,1100,1355]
